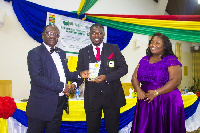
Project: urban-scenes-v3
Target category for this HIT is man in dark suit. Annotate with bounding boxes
[77,23,128,133]
[26,25,88,133]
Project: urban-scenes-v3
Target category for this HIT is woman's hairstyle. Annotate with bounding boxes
[146,32,175,59]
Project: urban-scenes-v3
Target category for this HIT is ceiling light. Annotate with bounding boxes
[198,0,200,4]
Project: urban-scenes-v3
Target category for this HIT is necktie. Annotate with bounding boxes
[95,47,100,62]
[50,47,59,54]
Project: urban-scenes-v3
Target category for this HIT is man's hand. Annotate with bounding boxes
[93,75,106,83]
[70,84,76,90]
[63,84,76,96]
[80,70,90,78]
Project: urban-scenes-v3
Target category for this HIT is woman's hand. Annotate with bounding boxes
[137,89,146,100]
[132,64,146,100]
[145,90,157,103]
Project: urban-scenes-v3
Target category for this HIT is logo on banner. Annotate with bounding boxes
[46,12,107,56]
[49,14,55,25]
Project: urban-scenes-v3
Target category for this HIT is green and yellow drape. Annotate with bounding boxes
[85,14,200,43]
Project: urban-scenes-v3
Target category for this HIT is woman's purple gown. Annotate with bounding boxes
[131,55,186,133]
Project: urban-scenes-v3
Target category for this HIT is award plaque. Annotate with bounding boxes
[89,63,100,79]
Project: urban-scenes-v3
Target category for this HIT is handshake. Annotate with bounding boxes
[63,84,76,96]
[63,70,90,96]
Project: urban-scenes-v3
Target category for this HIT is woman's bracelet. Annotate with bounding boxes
[154,90,159,96]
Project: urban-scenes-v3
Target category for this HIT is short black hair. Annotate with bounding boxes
[42,25,59,33]
[146,32,175,59]
[90,23,104,32]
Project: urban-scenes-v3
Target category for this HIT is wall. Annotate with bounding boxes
[0,0,196,99]
[0,14,39,99]
[121,34,149,82]
[171,40,193,91]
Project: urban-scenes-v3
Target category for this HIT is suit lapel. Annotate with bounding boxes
[58,51,68,82]
[88,44,96,63]
[40,44,55,64]
[101,43,110,61]
[58,51,66,72]
[40,44,60,80]
[99,43,110,75]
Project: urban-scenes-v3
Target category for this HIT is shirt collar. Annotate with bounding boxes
[92,42,103,49]
[43,42,55,52]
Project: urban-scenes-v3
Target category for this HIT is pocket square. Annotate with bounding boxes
[108,53,113,59]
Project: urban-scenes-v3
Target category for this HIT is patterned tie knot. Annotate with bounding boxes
[95,47,100,62]
[50,47,59,54]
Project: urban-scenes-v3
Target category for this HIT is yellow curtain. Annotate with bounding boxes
[0,80,12,97]
[192,50,200,86]
[175,42,182,62]
[67,56,78,72]
[67,56,78,97]
[0,118,8,133]
[175,42,182,91]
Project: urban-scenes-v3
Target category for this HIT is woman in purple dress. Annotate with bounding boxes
[131,32,186,133]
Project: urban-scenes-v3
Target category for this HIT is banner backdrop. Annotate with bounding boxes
[46,12,107,56]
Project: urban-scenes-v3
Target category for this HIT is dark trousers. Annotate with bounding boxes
[27,96,66,133]
[86,94,120,133]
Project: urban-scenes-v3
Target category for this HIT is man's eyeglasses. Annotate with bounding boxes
[44,32,60,37]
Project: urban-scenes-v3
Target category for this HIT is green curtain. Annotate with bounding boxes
[87,16,200,43]
[78,0,98,16]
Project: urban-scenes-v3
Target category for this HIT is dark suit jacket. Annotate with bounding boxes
[77,43,128,111]
[26,43,79,121]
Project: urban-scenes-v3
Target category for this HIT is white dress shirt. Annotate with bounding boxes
[43,43,65,96]
[92,42,103,57]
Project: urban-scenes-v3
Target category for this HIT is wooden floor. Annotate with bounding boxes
[187,127,200,133]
